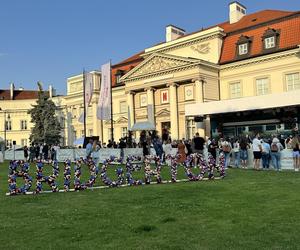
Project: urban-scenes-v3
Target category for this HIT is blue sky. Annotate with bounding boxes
[0,0,299,94]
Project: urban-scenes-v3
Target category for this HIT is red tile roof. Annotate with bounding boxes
[111,51,144,86]
[219,10,296,33]
[109,9,300,83]
[219,10,300,64]
[0,90,49,100]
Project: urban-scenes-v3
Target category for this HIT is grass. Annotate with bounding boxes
[1,161,300,249]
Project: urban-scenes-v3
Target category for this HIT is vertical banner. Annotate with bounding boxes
[78,72,94,123]
[97,62,111,120]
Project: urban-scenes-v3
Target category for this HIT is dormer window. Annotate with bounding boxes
[238,43,248,55]
[115,70,124,84]
[262,28,280,51]
[236,35,252,58]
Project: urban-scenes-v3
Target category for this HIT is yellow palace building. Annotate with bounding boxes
[1,2,300,147]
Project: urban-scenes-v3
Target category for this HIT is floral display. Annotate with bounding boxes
[8,160,33,195]
[215,152,226,178]
[63,160,72,191]
[125,156,143,186]
[144,155,162,184]
[166,154,181,182]
[35,160,59,193]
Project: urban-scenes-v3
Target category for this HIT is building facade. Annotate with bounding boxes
[1,2,300,147]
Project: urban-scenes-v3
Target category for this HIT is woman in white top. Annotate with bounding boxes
[252,133,262,170]
[233,139,240,168]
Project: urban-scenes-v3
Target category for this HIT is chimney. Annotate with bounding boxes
[49,85,56,98]
[229,1,246,24]
[166,25,185,42]
[10,82,15,100]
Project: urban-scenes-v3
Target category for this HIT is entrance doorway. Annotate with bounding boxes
[161,122,170,141]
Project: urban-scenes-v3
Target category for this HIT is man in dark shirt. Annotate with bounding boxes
[192,132,205,154]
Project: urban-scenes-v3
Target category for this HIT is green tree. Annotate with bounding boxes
[28,84,62,145]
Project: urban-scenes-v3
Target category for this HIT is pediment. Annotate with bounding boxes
[156,108,170,117]
[115,116,128,124]
[121,53,200,81]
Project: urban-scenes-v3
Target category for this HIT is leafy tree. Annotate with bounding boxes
[28,84,62,145]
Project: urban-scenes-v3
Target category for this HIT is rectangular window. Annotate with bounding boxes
[20,120,27,130]
[21,139,27,146]
[286,73,300,91]
[89,129,93,136]
[81,130,84,137]
[74,130,77,140]
[121,127,127,138]
[229,82,241,99]
[238,43,248,55]
[6,139,12,148]
[256,78,269,95]
[264,36,275,49]
[5,121,12,131]
[119,101,127,113]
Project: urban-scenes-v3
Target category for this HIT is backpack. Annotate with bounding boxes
[271,143,278,152]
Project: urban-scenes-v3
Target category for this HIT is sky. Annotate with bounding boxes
[0,0,299,94]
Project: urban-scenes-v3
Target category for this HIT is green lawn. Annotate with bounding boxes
[1,161,300,249]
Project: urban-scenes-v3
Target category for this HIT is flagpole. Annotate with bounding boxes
[110,60,114,142]
[83,68,87,139]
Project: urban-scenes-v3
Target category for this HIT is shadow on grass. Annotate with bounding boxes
[161,217,176,223]
[134,225,157,233]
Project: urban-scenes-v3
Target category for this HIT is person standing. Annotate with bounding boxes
[270,136,284,171]
[23,145,29,161]
[35,144,40,160]
[239,137,249,169]
[192,132,205,155]
[252,133,262,170]
[29,144,35,162]
[91,140,100,167]
[220,138,232,169]
[232,139,240,168]
[86,139,93,159]
[291,134,300,171]
[118,138,127,162]
[261,139,271,170]
[208,139,218,160]
[153,136,163,160]
[177,140,187,163]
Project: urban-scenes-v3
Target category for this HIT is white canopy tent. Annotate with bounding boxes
[130,121,156,131]
[185,90,300,117]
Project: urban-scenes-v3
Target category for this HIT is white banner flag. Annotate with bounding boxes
[78,72,94,123]
[97,61,111,120]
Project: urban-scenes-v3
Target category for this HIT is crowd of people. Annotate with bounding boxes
[22,129,300,172]
[23,143,60,162]
[86,130,300,171]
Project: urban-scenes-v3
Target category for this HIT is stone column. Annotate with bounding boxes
[193,78,205,137]
[145,87,155,125]
[205,115,211,138]
[126,91,135,130]
[193,79,203,103]
[167,83,179,140]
